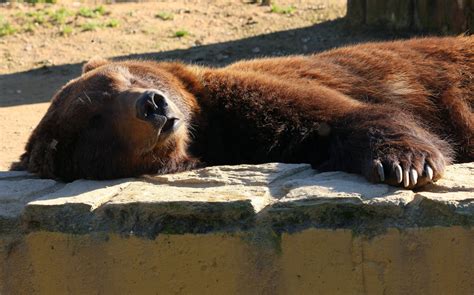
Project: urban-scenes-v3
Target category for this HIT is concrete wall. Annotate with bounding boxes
[347,0,474,33]
[2,228,474,294]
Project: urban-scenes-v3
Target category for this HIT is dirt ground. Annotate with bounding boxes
[0,0,421,170]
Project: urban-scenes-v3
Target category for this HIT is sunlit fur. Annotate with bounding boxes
[12,36,473,187]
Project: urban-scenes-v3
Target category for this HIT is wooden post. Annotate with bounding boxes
[346,0,473,33]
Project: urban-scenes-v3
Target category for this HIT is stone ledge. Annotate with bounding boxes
[1,162,472,237]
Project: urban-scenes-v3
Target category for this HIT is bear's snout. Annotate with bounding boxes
[135,90,181,133]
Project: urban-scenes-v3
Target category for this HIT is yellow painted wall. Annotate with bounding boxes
[1,227,473,294]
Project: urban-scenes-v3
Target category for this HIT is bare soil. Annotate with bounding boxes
[0,0,420,170]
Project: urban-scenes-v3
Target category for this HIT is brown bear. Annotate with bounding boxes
[12,36,473,189]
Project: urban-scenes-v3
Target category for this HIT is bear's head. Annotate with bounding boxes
[12,58,200,181]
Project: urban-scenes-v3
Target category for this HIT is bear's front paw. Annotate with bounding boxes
[365,145,448,189]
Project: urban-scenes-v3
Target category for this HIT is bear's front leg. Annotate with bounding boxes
[320,107,453,189]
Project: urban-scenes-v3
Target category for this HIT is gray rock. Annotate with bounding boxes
[0,171,34,180]
[148,163,311,186]
[269,164,473,235]
[0,162,471,237]
[0,179,58,219]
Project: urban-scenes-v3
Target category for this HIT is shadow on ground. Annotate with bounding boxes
[0,18,427,107]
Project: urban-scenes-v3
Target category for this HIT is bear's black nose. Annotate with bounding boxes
[136,91,171,128]
[136,91,169,118]
[151,92,168,110]
[136,90,180,133]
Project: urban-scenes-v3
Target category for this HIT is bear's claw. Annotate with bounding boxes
[425,164,434,181]
[395,164,403,184]
[409,169,418,187]
[403,169,410,187]
[376,161,385,182]
[373,160,437,189]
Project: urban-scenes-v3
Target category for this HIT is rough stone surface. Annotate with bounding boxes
[0,171,33,180]
[0,163,473,236]
[0,179,57,218]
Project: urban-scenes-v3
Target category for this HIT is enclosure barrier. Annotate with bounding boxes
[1,163,473,294]
[347,0,473,33]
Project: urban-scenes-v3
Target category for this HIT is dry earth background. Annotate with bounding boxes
[0,0,422,170]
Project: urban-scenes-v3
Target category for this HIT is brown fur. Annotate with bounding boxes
[12,36,474,188]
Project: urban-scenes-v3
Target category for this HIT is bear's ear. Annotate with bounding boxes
[82,57,109,74]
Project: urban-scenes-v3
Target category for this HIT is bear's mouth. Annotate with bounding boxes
[161,117,180,133]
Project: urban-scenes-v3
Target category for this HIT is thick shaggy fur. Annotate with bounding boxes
[12,36,473,188]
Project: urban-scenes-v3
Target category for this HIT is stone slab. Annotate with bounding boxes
[0,178,59,225]
[0,171,34,180]
[0,162,472,236]
[269,163,473,234]
[148,163,312,186]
